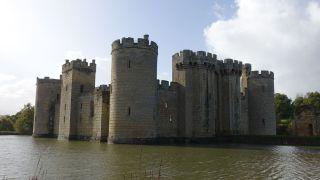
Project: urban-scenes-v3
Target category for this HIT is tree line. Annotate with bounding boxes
[0,103,34,134]
[275,91,320,135]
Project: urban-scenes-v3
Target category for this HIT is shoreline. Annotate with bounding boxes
[3,134,320,147]
[0,131,23,135]
[28,135,320,147]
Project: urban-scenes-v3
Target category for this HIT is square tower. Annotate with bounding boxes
[58,59,96,140]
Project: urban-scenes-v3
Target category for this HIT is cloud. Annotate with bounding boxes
[0,75,35,114]
[204,0,320,97]
[64,50,85,60]
[64,50,111,85]
[158,72,170,81]
[0,73,16,83]
[94,56,111,85]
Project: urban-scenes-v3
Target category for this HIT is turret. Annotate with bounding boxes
[111,35,158,53]
[108,35,158,143]
[33,77,61,137]
[172,50,219,137]
[58,59,96,140]
[247,70,276,135]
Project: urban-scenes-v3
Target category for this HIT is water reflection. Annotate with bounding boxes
[0,136,320,179]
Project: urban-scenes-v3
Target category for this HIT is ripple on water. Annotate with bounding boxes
[1,136,320,179]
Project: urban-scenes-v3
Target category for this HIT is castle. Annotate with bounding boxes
[33,35,276,143]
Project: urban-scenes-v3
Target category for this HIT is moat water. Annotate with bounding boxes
[1,136,320,179]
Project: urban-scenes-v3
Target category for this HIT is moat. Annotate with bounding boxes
[1,136,320,179]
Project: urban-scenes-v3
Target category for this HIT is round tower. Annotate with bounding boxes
[33,77,61,137]
[108,35,158,143]
[247,70,276,135]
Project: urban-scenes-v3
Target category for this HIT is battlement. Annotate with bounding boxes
[221,58,243,73]
[158,80,177,91]
[62,59,96,73]
[111,34,158,53]
[173,50,217,62]
[250,70,274,79]
[95,84,110,92]
[37,77,61,84]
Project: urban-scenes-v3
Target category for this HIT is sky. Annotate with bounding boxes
[0,0,319,115]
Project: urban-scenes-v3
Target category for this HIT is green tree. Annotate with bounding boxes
[13,104,34,134]
[274,93,293,121]
[293,92,320,115]
[304,92,320,110]
[0,116,14,131]
[292,96,305,115]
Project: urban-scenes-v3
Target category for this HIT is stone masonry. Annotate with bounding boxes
[33,35,276,143]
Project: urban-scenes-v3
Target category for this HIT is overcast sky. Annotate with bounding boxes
[0,0,319,115]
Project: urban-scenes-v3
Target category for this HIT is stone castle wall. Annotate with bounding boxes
[108,35,158,143]
[247,71,276,135]
[92,85,110,141]
[33,34,276,142]
[58,59,96,140]
[219,59,242,135]
[157,80,178,137]
[172,50,218,137]
[33,77,61,137]
[77,93,94,139]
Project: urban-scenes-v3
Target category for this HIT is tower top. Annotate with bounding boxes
[249,70,274,79]
[62,59,96,73]
[173,49,217,62]
[36,77,61,84]
[111,35,158,53]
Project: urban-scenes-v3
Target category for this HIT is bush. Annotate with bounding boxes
[0,116,14,131]
[13,104,34,135]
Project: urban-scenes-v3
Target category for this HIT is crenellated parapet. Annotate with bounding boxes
[62,59,96,73]
[173,49,217,63]
[95,85,110,93]
[37,77,61,84]
[221,58,243,75]
[111,34,158,54]
[94,85,110,103]
[157,80,178,91]
[249,70,274,79]
[173,49,219,70]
